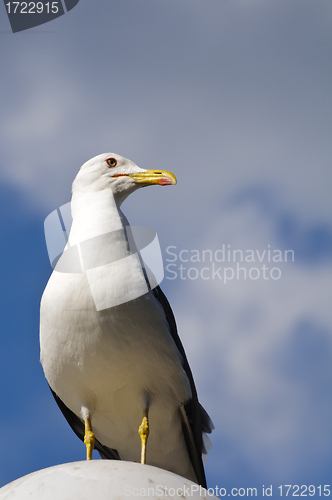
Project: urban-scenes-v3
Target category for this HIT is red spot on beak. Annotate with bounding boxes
[157,177,172,186]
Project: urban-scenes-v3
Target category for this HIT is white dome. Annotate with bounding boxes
[0,461,216,500]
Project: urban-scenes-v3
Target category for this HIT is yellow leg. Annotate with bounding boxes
[84,418,95,461]
[138,409,149,464]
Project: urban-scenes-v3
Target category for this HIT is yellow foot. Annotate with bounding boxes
[84,418,95,461]
[138,409,149,464]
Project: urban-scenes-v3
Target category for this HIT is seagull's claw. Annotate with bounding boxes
[84,418,95,460]
[138,409,149,464]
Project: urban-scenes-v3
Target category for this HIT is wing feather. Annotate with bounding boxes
[152,286,213,488]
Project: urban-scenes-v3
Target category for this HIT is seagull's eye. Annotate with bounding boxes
[106,158,117,167]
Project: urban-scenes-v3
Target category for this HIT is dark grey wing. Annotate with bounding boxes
[152,285,213,488]
[49,386,120,460]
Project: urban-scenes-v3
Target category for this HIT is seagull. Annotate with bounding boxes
[40,153,213,487]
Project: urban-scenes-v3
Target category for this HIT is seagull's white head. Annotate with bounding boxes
[72,153,177,205]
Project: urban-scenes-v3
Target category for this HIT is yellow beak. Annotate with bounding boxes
[128,170,177,186]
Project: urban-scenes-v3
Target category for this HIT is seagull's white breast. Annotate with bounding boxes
[40,188,194,480]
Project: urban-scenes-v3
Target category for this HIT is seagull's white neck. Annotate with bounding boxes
[68,189,125,246]
[65,188,149,311]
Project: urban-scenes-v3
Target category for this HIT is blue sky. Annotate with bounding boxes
[0,0,332,497]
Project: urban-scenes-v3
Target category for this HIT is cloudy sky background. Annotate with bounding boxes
[0,0,331,496]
